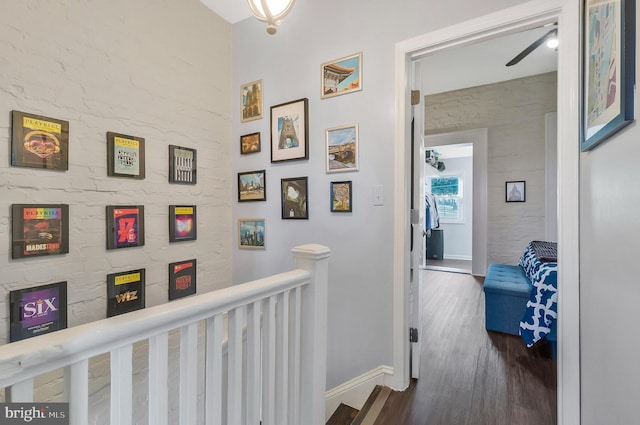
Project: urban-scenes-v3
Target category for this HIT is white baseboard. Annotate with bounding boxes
[325,365,394,420]
[443,254,472,261]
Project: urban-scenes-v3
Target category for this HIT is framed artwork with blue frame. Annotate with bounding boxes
[582,0,635,151]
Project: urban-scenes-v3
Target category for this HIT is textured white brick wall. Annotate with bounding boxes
[0,0,232,421]
[425,72,557,265]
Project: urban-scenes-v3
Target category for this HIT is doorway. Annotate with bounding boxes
[392,2,581,424]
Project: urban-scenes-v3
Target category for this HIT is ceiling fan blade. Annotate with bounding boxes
[506,28,557,67]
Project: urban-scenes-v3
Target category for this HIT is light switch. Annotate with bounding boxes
[373,184,384,206]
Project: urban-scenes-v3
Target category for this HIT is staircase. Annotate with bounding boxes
[326,385,393,425]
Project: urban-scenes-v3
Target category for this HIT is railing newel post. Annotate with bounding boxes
[292,244,331,425]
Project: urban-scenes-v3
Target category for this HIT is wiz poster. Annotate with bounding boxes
[107,269,145,317]
[106,206,145,249]
[12,204,70,259]
[10,282,68,342]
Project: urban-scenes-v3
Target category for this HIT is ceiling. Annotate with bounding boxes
[200,0,251,24]
[418,24,558,95]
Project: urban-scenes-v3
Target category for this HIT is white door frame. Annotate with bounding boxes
[391,1,580,425]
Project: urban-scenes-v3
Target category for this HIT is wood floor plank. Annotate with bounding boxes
[374,270,556,425]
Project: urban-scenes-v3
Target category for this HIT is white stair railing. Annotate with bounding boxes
[0,244,330,425]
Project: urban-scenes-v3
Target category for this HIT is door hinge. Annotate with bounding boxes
[410,208,419,224]
[411,90,421,105]
[410,327,418,343]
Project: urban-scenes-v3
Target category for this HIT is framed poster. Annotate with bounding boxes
[12,204,70,259]
[506,181,526,202]
[11,110,69,170]
[326,124,359,173]
[169,145,197,184]
[238,170,266,202]
[582,0,635,151]
[241,79,263,122]
[169,259,197,300]
[240,132,261,154]
[9,281,67,342]
[321,52,363,99]
[281,176,308,219]
[330,181,353,212]
[107,269,145,317]
[169,205,197,242]
[271,98,309,163]
[238,219,265,249]
[107,131,145,179]
[106,205,145,249]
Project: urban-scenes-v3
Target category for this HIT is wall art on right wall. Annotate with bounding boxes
[505,181,526,203]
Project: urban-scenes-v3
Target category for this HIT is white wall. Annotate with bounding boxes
[232,0,530,390]
[579,5,640,420]
[0,1,231,419]
[425,73,557,265]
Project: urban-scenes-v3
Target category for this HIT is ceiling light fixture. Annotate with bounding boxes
[546,36,559,49]
[247,0,296,35]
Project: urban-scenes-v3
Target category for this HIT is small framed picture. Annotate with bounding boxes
[169,259,197,300]
[169,145,197,184]
[271,98,309,163]
[326,124,359,173]
[321,52,363,99]
[281,176,308,219]
[241,79,263,123]
[169,205,197,242]
[240,132,261,154]
[238,170,266,202]
[107,131,145,179]
[11,110,69,170]
[106,205,145,249]
[107,269,145,317]
[330,181,353,213]
[238,219,266,250]
[9,281,68,342]
[505,181,526,202]
[12,204,70,259]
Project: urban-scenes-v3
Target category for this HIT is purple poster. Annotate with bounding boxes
[10,282,67,342]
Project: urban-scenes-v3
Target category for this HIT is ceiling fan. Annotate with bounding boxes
[506,24,558,67]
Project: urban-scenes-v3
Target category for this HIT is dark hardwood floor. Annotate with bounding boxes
[374,270,556,425]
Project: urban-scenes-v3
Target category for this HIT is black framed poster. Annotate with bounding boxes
[12,204,70,259]
[106,205,145,249]
[107,131,145,179]
[169,205,197,242]
[106,269,145,317]
[9,281,68,342]
[168,145,197,184]
[169,259,197,300]
[11,110,69,170]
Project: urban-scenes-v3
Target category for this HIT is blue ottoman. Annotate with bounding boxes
[483,264,533,335]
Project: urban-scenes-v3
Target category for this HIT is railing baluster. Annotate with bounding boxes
[246,301,262,425]
[289,287,302,425]
[7,378,33,402]
[111,345,133,425]
[180,323,198,425]
[65,360,88,425]
[262,295,276,425]
[228,306,245,425]
[149,332,168,425]
[205,314,223,425]
[276,291,290,425]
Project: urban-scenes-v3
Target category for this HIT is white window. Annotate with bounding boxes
[427,175,463,223]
